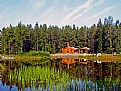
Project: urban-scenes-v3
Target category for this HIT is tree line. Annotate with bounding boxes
[1,16,121,54]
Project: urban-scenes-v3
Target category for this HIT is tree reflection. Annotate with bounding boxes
[0,59,121,91]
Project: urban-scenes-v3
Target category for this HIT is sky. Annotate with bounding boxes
[0,0,121,29]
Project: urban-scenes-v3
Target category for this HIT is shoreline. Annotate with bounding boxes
[50,53,121,62]
[50,53,93,58]
[0,53,121,62]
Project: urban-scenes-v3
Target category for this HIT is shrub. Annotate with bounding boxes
[37,51,50,56]
[21,51,50,56]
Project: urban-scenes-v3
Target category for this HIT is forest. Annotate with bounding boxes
[1,16,121,55]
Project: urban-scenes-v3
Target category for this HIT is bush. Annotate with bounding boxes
[38,51,50,56]
[21,51,50,56]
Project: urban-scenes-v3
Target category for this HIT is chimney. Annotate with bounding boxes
[67,42,70,48]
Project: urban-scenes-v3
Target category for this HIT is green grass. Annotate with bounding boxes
[8,65,71,91]
[14,51,50,60]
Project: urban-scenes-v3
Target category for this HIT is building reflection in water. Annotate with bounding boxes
[61,58,91,69]
[61,58,75,69]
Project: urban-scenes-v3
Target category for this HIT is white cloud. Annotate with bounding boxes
[61,0,93,25]
[41,7,55,23]
[84,5,117,22]
[71,0,105,21]
[29,0,46,9]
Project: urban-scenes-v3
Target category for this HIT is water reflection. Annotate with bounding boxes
[61,58,75,69]
[0,58,120,91]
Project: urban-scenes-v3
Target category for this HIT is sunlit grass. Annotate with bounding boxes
[79,54,121,62]
[15,55,42,60]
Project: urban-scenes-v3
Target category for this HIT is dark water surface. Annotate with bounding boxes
[0,58,121,91]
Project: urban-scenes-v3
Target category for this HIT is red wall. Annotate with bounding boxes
[62,47,75,53]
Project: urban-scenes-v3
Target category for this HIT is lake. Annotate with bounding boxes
[0,58,121,91]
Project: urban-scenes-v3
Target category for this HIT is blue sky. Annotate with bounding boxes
[0,0,121,29]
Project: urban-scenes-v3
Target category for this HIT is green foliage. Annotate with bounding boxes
[21,51,50,56]
[1,16,121,54]
[8,65,71,90]
[6,59,121,91]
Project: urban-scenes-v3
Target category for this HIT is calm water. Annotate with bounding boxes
[0,58,121,91]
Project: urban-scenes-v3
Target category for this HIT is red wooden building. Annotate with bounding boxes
[61,43,77,53]
[61,43,90,54]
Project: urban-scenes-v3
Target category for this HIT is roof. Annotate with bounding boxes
[62,46,90,50]
[79,47,90,50]
[62,47,77,50]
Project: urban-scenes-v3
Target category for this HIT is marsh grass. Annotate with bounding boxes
[0,51,50,60]
[14,51,50,60]
[15,55,42,60]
